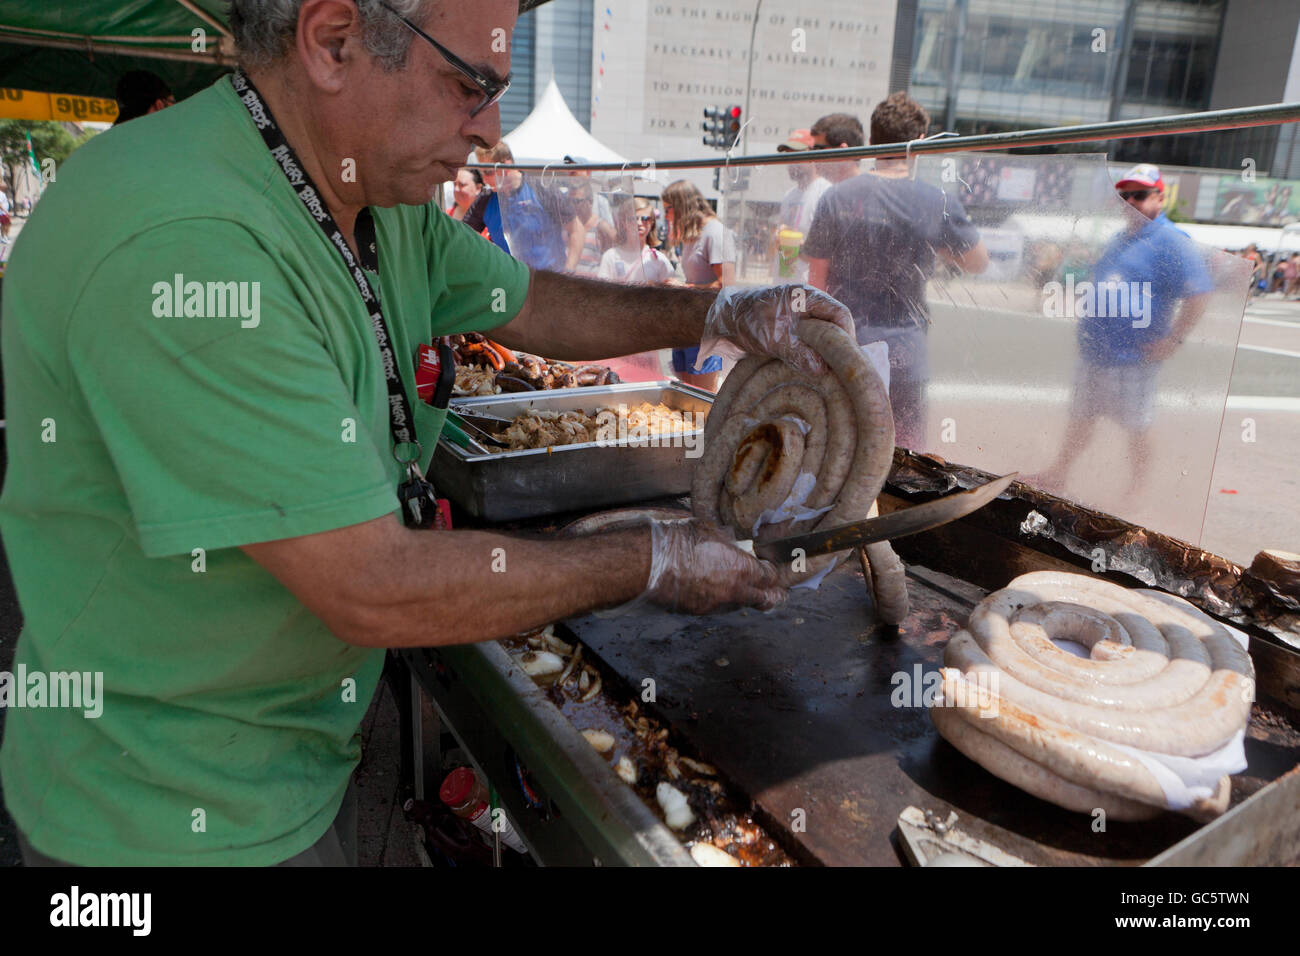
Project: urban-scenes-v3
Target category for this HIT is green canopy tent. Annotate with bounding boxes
[0,2,234,102]
[0,1,551,101]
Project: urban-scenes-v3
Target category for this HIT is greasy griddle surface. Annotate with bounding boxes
[566,563,1300,866]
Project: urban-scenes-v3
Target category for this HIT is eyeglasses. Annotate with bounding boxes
[378,1,511,117]
[1119,189,1155,202]
[636,215,654,223]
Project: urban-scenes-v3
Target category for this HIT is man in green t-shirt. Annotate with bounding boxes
[0,0,854,866]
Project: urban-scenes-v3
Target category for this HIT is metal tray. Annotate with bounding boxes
[431,381,713,522]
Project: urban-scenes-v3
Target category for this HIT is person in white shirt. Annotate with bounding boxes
[773,129,830,283]
[0,188,11,244]
[598,196,673,284]
[590,196,675,382]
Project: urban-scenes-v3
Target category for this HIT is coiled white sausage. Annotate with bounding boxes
[930,571,1253,818]
[692,321,910,620]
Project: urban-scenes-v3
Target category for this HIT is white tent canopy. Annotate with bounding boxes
[498,78,628,165]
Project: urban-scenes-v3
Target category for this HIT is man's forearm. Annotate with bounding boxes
[493,268,718,361]
[245,519,653,649]
[371,528,651,647]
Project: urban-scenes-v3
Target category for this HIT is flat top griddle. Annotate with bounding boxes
[566,561,1300,867]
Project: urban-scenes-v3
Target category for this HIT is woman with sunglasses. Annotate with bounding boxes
[598,197,673,284]
[582,196,676,382]
[661,179,736,391]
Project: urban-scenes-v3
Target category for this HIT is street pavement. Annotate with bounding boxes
[1201,295,1300,564]
[914,280,1299,565]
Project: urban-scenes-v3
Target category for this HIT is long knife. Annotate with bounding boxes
[751,473,1018,563]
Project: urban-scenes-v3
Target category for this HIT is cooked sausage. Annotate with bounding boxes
[929,571,1254,818]
[517,353,546,379]
[929,698,1166,822]
[863,502,909,625]
[949,572,1252,756]
[691,321,908,621]
[495,374,536,392]
[728,419,808,534]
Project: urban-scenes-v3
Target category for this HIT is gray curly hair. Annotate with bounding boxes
[228,0,430,71]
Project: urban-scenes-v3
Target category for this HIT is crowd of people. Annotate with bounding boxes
[445,93,991,442]
[36,63,1243,475]
[1239,244,1300,297]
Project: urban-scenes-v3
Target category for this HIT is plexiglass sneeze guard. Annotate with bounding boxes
[489,152,1250,545]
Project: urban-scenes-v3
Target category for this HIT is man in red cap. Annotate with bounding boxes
[772,129,830,284]
[1037,163,1213,497]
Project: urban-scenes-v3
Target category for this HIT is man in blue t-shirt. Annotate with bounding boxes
[1038,164,1213,495]
[462,141,583,271]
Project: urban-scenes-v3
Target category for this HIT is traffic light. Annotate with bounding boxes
[723,105,742,149]
[702,106,727,149]
[702,105,744,150]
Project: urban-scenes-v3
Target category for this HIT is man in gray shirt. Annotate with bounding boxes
[804,94,988,449]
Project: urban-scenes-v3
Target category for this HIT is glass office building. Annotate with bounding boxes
[499,1,1297,179]
[901,0,1297,176]
[497,0,594,135]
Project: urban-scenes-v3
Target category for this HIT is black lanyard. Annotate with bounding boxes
[231,70,439,528]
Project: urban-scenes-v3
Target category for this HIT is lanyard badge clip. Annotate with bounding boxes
[401,339,458,530]
[395,444,450,530]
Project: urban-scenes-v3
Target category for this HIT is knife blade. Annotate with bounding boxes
[751,473,1018,563]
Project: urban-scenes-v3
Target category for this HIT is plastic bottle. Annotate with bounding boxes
[438,767,528,855]
[777,229,804,278]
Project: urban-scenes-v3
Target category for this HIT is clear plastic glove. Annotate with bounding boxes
[697,284,856,376]
[604,518,787,616]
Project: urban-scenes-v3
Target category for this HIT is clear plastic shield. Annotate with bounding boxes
[491,153,1250,545]
[491,166,676,383]
[710,152,1248,544]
